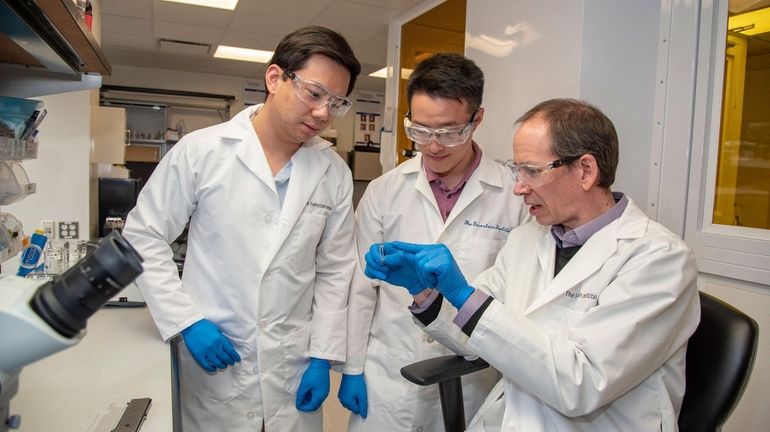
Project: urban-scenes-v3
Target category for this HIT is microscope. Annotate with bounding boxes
[0,231,143,431]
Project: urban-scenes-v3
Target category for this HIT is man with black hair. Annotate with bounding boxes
[124,26,361,432]
[337,52,529,431]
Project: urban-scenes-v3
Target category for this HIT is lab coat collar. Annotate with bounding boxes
[526,198,648,314]
[401,155,442,233]
[227,105,331,192]
[444,153,505,228]
[402,150,506,240]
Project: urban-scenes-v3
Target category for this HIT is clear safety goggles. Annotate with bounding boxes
[501,155,580,188]
[403,108,479,147]
[284,70,352,118]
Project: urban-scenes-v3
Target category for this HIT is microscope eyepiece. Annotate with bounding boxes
[29,232,144,338]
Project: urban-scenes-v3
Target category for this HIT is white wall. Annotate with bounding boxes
[1,90,93,274]
[465,1,583,163]
[466,1,768,431]
[466,0,658,204]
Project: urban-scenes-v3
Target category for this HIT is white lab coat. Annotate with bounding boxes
[421,198,700,432]
[343,152,530,431]
[123,105,355,432]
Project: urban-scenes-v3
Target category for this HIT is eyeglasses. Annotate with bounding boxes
[501,155,580,188]
[283,70,352,118]
[403,108,479,147]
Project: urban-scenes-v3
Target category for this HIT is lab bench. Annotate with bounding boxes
[12,306,172,431]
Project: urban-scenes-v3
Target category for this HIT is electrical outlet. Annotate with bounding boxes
[58,221,79,239]
[41,220,55,238]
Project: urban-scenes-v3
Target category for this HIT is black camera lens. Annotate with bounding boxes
[29,231,143,338]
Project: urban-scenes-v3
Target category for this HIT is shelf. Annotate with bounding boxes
[0,0,110,75]
[0,0,111,98]
[0,136,39,160]
[128,139,166,145]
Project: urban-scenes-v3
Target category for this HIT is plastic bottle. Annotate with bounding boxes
[17,229,48,276]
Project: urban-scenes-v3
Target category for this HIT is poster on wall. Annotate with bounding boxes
[355,91,385,148]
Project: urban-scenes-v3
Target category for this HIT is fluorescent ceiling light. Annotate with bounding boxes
[214,46,274,63]
[161,0,239,10]
[369,67,413,79]
[369,67,388,78]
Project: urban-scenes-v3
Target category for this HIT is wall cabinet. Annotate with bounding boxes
[90,105,126,164]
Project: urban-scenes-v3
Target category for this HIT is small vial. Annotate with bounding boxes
[379,241,385,264]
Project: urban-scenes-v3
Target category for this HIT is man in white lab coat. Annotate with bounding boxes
[366,98,701,431]
[122,26,360,432]
[337,53,530,431]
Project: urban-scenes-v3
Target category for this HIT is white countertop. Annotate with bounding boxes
[13,306,172,431]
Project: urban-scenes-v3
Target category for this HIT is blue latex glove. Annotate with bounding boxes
[296,357,331,412]
[392,242,474,309]
[181,319,241,372]
[364,242,430,295]
[338,373,368,418]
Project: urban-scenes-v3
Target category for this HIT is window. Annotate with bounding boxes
[713,6,770,229]
[681,0,770,285]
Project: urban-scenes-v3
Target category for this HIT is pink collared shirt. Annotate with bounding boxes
[423,142,482,222]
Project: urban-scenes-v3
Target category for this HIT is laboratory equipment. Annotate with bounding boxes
[0,161,35,206]
[0,213,23,263]
[98,177,141,237]
[0,231,144,431]
[42,239,67,275]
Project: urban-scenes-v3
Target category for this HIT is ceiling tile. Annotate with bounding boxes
[219,30,283,51]
[228,12,309,36]
[99,0,436,86]
[344,0,424,10]
[101,0,152,18]
[236,0,335,20]
[101,15,154,36]
[153,21,225,44]
[153,0,234,27]
[102,32,157,49]
[313,1,402,30]
[356,29,388,50]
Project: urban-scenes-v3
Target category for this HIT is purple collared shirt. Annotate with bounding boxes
[423,142,482,222]
[552,192,628,247]
[450,192,629,328]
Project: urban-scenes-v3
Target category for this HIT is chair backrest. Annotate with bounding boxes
[678,291,759,432]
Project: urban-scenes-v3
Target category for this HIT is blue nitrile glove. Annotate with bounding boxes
[338,373,368,418]
[296,357,331,412]
[392,242,474,309]
[181,319,241,372]
[364,242,430,295]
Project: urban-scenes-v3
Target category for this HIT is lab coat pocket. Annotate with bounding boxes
[179,334,249,403]
[288,212,327,273]
[365,338,412,415]
[456,236,506,278]
[281,324,311,396]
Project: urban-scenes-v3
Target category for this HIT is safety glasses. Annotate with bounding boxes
[403,108,479,147]
[501,155,580,188]
[283,70,352,118]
